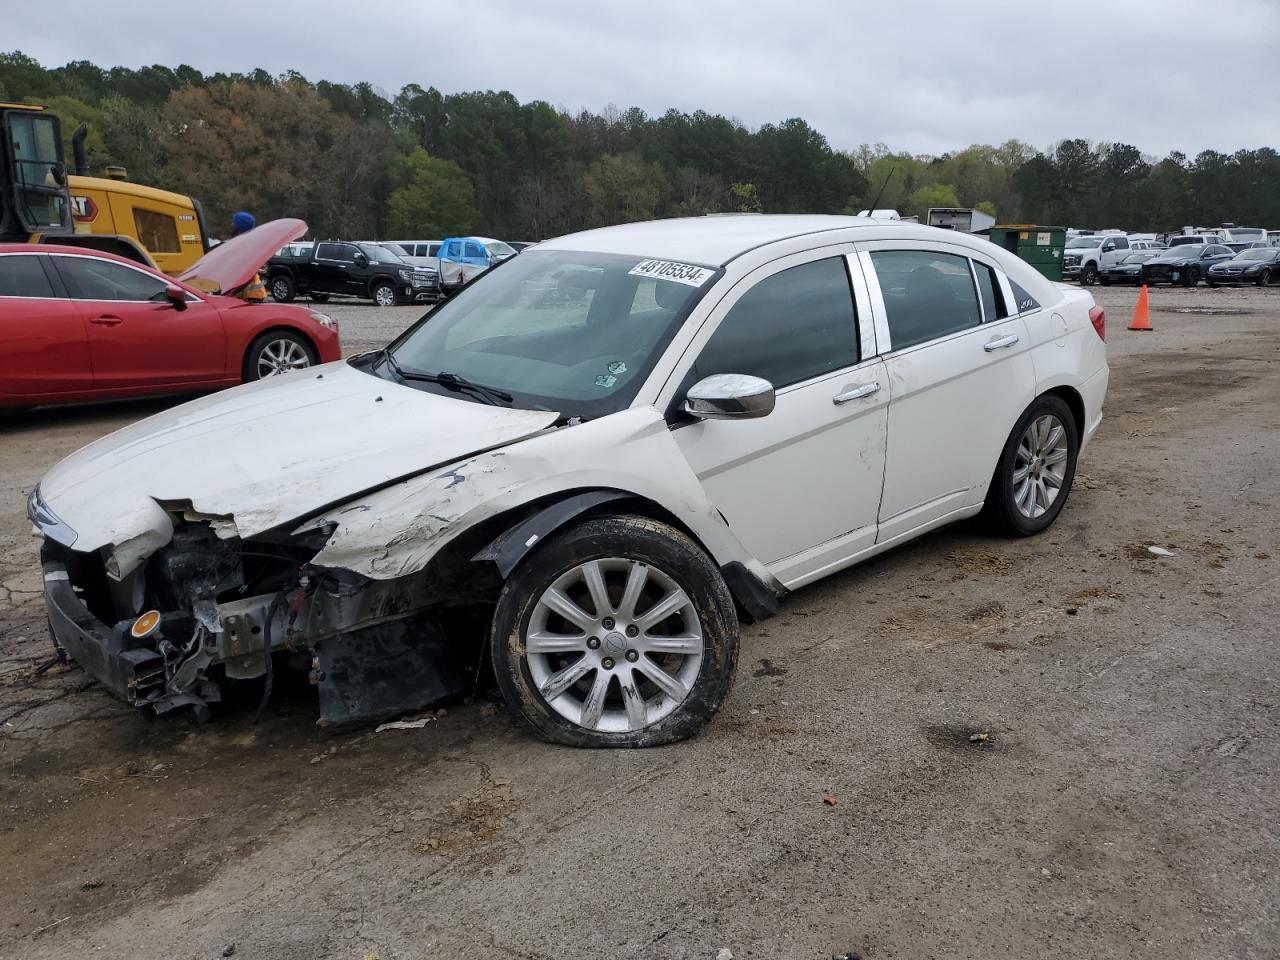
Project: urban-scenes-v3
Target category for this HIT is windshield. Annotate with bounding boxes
[1066,237,1103,249]
[1122,253,1154,264]
[485,240,517,258]
[381,243,411,258]
[1238,249,1273,261]
[377,250,715,418]
[360,243,404,264]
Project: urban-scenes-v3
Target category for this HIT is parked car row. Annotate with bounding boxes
[266,240,438,306]
[1140,243,1280,287]
[1068,225,1278,287]
[266,236,528,305]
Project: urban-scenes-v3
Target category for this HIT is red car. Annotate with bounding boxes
[0,218,341,410]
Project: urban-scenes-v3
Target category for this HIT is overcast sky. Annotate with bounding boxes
[10,0,1280,158]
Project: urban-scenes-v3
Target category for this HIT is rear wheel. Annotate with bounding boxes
[490,515,739,748]
[243,330,317,382]
[984,395,1079,537]
[269,275,295,303]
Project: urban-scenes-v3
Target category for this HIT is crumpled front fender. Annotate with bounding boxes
[305,408,774,589]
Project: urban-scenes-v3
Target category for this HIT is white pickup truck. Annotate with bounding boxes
[1063,235,1158,285]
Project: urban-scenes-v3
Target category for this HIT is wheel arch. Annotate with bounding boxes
[1039,384,1086,443]
[422,486,782,624]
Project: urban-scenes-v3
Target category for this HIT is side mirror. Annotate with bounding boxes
[354,253,368,267]
[165,284,188,312]
[684,374,775,421]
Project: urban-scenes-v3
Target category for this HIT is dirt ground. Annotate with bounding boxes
[1,284,1277,960]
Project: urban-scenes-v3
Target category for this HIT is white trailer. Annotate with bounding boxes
[927,208,997,233]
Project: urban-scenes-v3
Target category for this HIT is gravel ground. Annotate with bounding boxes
[0,283,1277,959]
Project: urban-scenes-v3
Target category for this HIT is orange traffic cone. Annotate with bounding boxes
[1129,284,1153,331]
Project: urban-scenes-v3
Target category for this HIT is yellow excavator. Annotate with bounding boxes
[0,101,209,275]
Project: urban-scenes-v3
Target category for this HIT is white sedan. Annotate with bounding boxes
[31,215,1108,746]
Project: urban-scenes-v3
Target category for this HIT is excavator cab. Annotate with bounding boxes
[0,102,74,241]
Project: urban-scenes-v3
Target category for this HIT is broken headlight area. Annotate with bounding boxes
[43,518,485,726]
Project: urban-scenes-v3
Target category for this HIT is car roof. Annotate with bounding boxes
[536,214,920,266]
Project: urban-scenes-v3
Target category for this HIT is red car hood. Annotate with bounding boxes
[178,218,307,294]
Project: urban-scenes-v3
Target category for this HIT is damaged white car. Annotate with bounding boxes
[31,215,1108,747]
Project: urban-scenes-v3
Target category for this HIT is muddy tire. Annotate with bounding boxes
[984,394,1079,538]
[490,515,738,748]
[269,274,295,303]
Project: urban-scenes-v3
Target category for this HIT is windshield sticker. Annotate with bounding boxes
[595,374,618,389]
[607,361,627,375]
[628,259,715,287]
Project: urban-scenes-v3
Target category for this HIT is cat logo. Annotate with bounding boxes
[70,195,99,223]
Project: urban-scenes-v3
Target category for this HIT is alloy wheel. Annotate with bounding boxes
[1013,414,1069,519]
[524,558,703,734]
[256,338,310,377]
[374,285,396,306]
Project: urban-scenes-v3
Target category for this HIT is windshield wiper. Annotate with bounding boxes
[377,350,513,406]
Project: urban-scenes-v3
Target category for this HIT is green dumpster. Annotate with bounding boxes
[978,224,1066,281]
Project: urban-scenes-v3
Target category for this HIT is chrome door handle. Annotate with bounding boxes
[983,334,1019,352]
[832,382,881,405]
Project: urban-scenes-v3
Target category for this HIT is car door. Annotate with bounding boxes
[462,240,489,282]
[858,243,1037,543]
[0,252,93,400]
[313,242,360,295]
[1202,245,1234,274]
[49,253,226,390]
[670,249,889,587]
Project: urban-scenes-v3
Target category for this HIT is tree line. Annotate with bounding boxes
[3,51,1277,242]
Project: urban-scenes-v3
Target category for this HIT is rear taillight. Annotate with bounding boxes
[1089,305,1106,341]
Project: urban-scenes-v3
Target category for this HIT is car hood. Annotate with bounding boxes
[1148,252,1200,264]
[178,219,308,294]
[39,361,560,574]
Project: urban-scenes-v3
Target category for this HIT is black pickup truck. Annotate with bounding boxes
[266,240,437,306]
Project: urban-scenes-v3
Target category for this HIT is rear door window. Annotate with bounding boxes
[316,242,354,261]
[869,250,982,350]
[0,254,57,298]
[695,256,858,389]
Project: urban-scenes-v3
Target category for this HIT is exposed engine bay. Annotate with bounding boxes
[43,516,483,725]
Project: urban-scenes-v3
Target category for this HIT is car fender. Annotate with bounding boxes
[306,406,781,596]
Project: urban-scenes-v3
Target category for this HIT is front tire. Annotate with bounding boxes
[1182,268,1198,287]
[1257,269,1271,287]
[243,330,317,382]
[371,281,397,307]
[984,395,1079,537]
[1080,264,1099,286]
[490,515,739,748]
[269,275,295,303]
